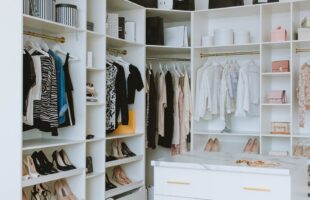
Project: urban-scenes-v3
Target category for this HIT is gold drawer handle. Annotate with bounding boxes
[243,187,271,192]
[167,181,191,185]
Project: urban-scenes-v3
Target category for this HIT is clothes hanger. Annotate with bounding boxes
[173,64,181,77]
[165,64,168,72]
[39,40,49,52]
[53,44,79,61]
[177,64,184,77]
[159,63,164,74]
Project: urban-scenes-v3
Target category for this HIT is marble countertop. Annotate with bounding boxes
[151,152,307,175]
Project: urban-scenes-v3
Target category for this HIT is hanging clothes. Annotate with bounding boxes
[156,72,167,137]
[172,72,180,145]
[127,65,144,104]
[59,53,75,127]
[23,50,36,117]
[297,63,310,128]
[146,69,157,149]
[48,50,67,124]
[158,71,174,148]
[106,64,118,133]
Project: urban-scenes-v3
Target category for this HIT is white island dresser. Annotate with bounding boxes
[151,153,308,200]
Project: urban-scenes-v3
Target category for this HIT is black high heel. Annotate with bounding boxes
[106,174,117,191]
[37,151,58,174]
[31,152,49,175]
[52,150,74,171]
[121,142,136,157]
[59,149,76,170]
[31,186,40,200]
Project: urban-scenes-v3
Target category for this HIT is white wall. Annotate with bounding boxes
[0,1,22,199]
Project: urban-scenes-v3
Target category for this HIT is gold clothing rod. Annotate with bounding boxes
[296,48,310,53]
[200,50,260,58]
[107,48,127,56]
[24,31,65,43]
[146,57,190,61]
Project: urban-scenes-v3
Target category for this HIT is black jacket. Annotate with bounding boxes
[127,65,144,104]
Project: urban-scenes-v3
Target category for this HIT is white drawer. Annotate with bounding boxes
[213,171,291,200]
[154,195,202,200]
[154,167,215,200]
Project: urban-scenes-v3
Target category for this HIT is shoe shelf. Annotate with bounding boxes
[86,102,105,106]
[22,168,84,188]
[106,133,144,140]
[23,138,85,151]
[87,30,105,38]
[106,35,144,48]
[86,137,105,143]
[194,130,260,137]
[86,171,105,180]
[106,155,144,168]
[105,180,144,199]
[261,133,291,138]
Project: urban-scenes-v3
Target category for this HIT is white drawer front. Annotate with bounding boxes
[213,171,291,200]
[154,195,203,200]
[154,167,214,199]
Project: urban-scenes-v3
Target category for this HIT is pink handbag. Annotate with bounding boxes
[271,26,287,42]
[272,60,290,72]
[268,90,287,104]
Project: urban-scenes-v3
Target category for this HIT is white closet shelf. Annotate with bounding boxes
[146,45,191,55]
[105,180,144,199]
[262,41,291,48]
[195,43,260,53]
[23,138,85,151]
[107,0,144,11]
[262,72,291,76]
[195,3,261,13]
[107,35,144,48]
[261,133,291,138]
[106,133,144,140]
[292,134,310,138]
[146,8,191,22]
[194,130,260,137]
[23,14,85,34]
[86,137,105,143]
[106,155,144,168]
[86,102,105,106]
[86,171,105,179]
[87,30,105,38]
[86,67,106,72]
[261,103,291,106]
[22,168,84,188]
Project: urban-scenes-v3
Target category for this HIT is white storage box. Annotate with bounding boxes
[125,21,136,42]
[234,31,250,44]
[298,28,310,40]
[158,0,173,10]
[107,13,119,38]
[302,16,310,28]
[214,29,234,46]
[164,26,188,47]
[202,35,214,47]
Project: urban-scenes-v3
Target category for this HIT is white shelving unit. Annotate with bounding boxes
[15,0,310,199]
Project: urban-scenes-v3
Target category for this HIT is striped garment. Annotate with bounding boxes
[33,55,59,134]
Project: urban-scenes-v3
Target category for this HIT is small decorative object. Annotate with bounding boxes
[87,21,94,31]
[86,83,98,102]
[119,17,125,39]
[271,122,290,135]
[86,134,95,140]
[268,90,287,104]
[234,31,250,44]
[298,28,310,41]
[87,52,93,68]
[271,26,287,42]
[272,60,290,72]
[202,35,214,47]
[125,21,136,42]
[113,110,136,134]
[158,0,173,10]
[214,28,234,46]
[86,156,93,174]
[56,4,78,27]
[302,17,310,28]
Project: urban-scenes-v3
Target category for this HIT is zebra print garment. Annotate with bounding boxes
[106,64,118,133]
[33,55,59,135]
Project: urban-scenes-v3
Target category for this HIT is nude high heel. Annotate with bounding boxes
[211,138,220,152]
[112,167,128,185]
[25,156,40,178]
[119,167,132,184]
[243,138,254,153]
[54,180,77,200]
[23,162,30,180]
[22,190,28,200]
[204,138,214,152]
[61,179,77,200]
[251,138,260,154]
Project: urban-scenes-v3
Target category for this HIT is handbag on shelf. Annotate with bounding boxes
[209,0,243,9]
[86,156,93,174]
[271,26,288,42]
[271,122,290,135]
[146,17,164,45]
[129,0,158,8]
[272,60,290,72]
[267,90,287,104]
[173,0,195,11]
[113,110,136,135]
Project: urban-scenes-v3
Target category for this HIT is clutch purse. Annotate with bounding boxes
[272,60,290,72]
[268,90,287,104]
